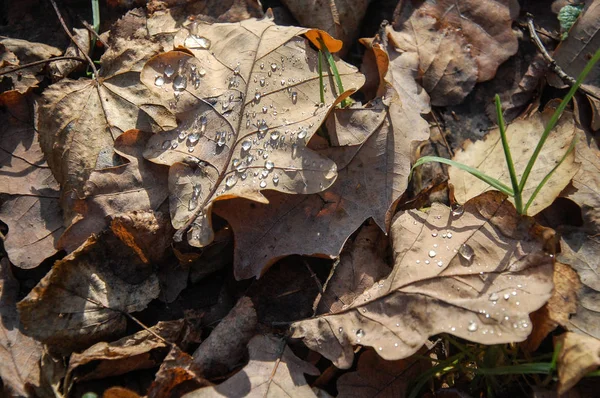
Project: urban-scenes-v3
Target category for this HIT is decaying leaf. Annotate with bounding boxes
[291,191,555,368]
[0,91,63,268]
[449,105,580,215]
[140,18,364,249]
[558,228,600,339]
[555,332,600,395]
[36,9,177,201]
[214,38,428,279]
[184,334,319,397]
[148,346,211,398]
[56,129,170,253]
[0,258,45,397]
[18,232,160,354]
[65,320,183,388]
[336,349,429,398]
[279,0,370,56]
[390,0,519,106]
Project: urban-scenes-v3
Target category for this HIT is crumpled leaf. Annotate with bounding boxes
[140,18,364,249]
[0,91,63,268]
[36,9,177,201]
[56,129,170,253]
[17,232,160,354]
[214,37,428,279]
[291,191,555,368]
[555,332,600,395]
[65,320,183,388]
[279,0,370,56]
[336,349,429,398]
[49,28,90,81]
[0,258,45,397]
[558,227,600,339]
[390,0,519,106]
[148,346,211,398]
[184,334,319,397]
[449,105,580,215]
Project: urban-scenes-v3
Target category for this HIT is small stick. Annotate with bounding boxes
[82,20,108,48]
[0,56,87,76]
[48,0,98,76]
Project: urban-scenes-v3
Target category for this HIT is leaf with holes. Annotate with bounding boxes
[139,18,364,248]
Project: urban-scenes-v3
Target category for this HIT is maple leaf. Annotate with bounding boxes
[139,18,364,248]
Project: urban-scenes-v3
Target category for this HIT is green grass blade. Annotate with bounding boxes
[495,94,523,213]
[519,48,600,192]
[523,136,577,214]
[412,156,514,196]
[474,362,553,376]
[318,50,325,105]
[317,37,351,107]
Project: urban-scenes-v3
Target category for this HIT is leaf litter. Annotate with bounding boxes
[1,0,600,396]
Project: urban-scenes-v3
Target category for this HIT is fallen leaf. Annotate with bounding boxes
[316,223,391,314]
[389,0,519,106]
[49,28,90,81]
[103,387,142,398]
[279,0,370,56]
[140,18,364,249]
[336,349,429,398]
[36,9,177,201]
[56,129,170,253]
[291,191,555,368]
[184,334,319,397]
[17,232,160,354]
[213,38,428,279]
[555,332,600,395]
[0,91,63,268]
[449,104,580,215]
[0,258,46,397]
[191,296,257,379]
[558,227,600,339]
[148,346,211,398]
[65,320,183,388]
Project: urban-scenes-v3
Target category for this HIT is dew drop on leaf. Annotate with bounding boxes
[241,140,252,152]
[265,160,274,170]
[467,321,478,332]
[356,329,365,338]
[458,244,474,262]
[164,64,175,77]
[173,75,187,91]
[184,34,211,50]
[225,175,237,188]
[260,180,267,188]
[154,76,165,86]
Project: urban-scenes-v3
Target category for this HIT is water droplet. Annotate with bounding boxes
[184,34,211,49]
[259,78,265,87]
[261,169,269,178]
[356,329,365,338]
[265,160,274,170]
[187,133,200,146]
[216,131,226,147]
[270,63,278,72]
[432,232,438,237]
[241,140,252,152]
[503,293,510,300]
[272,175,279,185]
[155,76,165,86]
[489,293,499,301]
[338,327,343,333]
[262,106,268,114]
[378,347,382,351]
[178,131,187,140]
[164,64,175,77]
[260,180,267,188]
[291,91,298,104]
[297,128,307,140]
[161,140,171,149]
[451,204,464,217]
[270,131,280,141]
[225,175,237,188]
[233,65,240,75]
[171,142,178,149]
[254,92,261,102]
[260,63,264,69]
[458,244,474,262]
[173,75,187,91]
[428,250,437,258]
[437,261,443,267]
[447,232,453,239]
[198,68,206,77]
[281,79,285,86]
[467,321,478,332]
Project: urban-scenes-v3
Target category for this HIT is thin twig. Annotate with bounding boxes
[0,56,87,76]
[82,20,108,48]
[48,0,98,76]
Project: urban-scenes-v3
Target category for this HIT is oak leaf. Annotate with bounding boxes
[184,334,319,397]
[139,18,364,249]
[449,105,580,215]
[555,332,600,395]
[291,191,555,368]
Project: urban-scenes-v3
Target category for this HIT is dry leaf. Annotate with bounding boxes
[291,191,555,368]
[555,332,600,395]
[558,228,600,339]
[191,296,257,379]
[184,334,319,397]
[36,9,177,201]
[56,129,170,253]
[0,258,46,397]
[65,320,183,388]
[317,223,391,314]
[214,39,428,279]
[279,0,370,56]
[17,232,160,354]
[449,105,580,215]
[148,346,211,398]
[139,18,364,250]
[337,349,429,398]
[49,28,90,80]
[390,0,519,106]
[0,91,63,268]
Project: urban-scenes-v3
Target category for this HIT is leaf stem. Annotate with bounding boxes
[519,48,600,193]
[495,94,523,214]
